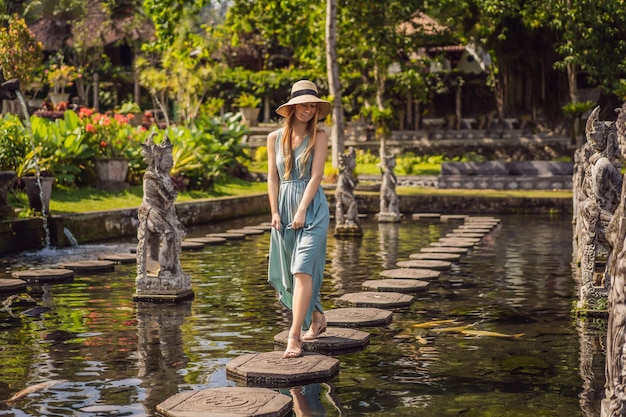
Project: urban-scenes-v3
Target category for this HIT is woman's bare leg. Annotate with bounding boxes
[284,272,312,356]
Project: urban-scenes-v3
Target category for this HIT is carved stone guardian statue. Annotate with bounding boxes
[577,106,620,308]
[376,154,402,223]
[334,147,362,237]
[134,134,193,302]
[602,102,626,415]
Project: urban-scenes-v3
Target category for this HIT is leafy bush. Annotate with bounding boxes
[0,114,30,172]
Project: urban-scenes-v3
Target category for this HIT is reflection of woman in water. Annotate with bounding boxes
[290,385,323,417]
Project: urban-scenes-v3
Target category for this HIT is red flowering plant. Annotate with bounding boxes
[79,107,141,159]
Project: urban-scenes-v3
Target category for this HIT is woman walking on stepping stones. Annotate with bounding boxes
[267,80,331,358]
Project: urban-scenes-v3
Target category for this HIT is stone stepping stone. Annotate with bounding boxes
[337,291,414,309]
[409,252,462,262]
[12,268,75,283]
[181,241,205,251]
[362,278,429,293]
[275,327,370,355]
[440,214,467,222]
[446,232,484,239]
[431,240,476,248]
[420,246,469,254]
[227,228,265,235]
[186,236,227,245]
[466,216,500,223]
[226,351,339,388]
[411,213,440,220]
[98,253,136,264]
[379,268,440,280]
[157,387,292,417]
[396,259,451,270]
[325,307,392,328]
[0,278,27,293]
[59,260,115,274]
[439,236,480,243]
[457,225,493,231]
[206,232,247,240]
[245,224,272,232]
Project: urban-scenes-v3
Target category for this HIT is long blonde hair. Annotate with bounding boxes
[280,106,319,179]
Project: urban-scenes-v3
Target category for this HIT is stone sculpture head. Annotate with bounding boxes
[141,133,174,173]
[338,147,356,173]
[615,102,626,159]
[585,106,615,153]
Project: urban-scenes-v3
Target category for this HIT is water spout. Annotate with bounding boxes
[63,227,79,246]
[15,90,51,248]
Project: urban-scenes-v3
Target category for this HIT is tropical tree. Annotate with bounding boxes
[326,0,344,168]
[0,17,43,89]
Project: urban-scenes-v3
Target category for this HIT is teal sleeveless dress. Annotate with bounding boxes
[268,129,330,330]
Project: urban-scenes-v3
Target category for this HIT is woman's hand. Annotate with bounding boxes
[291,208,306,229]
[271,213,281,230]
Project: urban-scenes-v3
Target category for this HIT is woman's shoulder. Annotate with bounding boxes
[267,128,283,140]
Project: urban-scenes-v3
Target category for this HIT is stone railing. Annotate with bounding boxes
[437,161,573,190]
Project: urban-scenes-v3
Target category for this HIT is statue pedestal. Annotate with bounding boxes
[133,272,194,302]
[376,212,403,223]
[334,223,363,237]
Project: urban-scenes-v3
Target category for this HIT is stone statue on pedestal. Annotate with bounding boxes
[376,154,402,223]
[134,133,193,302]
[334,147,362,237]
[600,101,626,417]
[577,106,620,307]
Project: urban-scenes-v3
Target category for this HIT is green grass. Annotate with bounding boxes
[17,178,269,214]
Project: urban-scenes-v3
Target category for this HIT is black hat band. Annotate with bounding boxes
[290,89,319,99]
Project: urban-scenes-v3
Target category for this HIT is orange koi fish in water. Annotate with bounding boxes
[412,319,459,328]
[460,330,524,339]
[3,380,66,403]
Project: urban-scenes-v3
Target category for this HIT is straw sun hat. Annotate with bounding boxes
[276,80,332,119]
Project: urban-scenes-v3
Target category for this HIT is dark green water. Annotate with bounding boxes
[0,214,599,416]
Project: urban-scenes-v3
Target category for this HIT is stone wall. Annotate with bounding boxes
[438,161,573,190]
[0,192,572,255]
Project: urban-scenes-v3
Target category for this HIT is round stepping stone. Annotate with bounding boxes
[446,232,484,239]
[227,228,265,235]
[181,241,205,251]
[396,259,451,270]
[0,278,27,293]
[431,240,476,248]
[186,236,227,245]
[157,387,292,417]
[226,351,339,387]
[245,225,271,232]
[325,307,392,328]
[337,291,414,309]
[466,216,500,223]
[12,268,75,283]
[59,260,115,273]
[98,253,136,264]
[275,327,370,355]
[457,225,493,231]
[362,278,429,293]
[409,252,462,262]
[206,232,246,240]
[420,246,469,254]
[379,268,440,280]
[411,213,440,220]
[251,223,273,230]
[440,214,467,222]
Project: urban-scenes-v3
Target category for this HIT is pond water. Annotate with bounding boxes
[0,213,600,416]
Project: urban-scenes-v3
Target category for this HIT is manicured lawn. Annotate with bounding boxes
[10,178,269,214]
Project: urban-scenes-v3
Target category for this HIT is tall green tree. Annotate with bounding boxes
[142,0,214,51]
[338,0,425,157]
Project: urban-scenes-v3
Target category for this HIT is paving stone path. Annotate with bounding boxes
[1,214,500,416]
